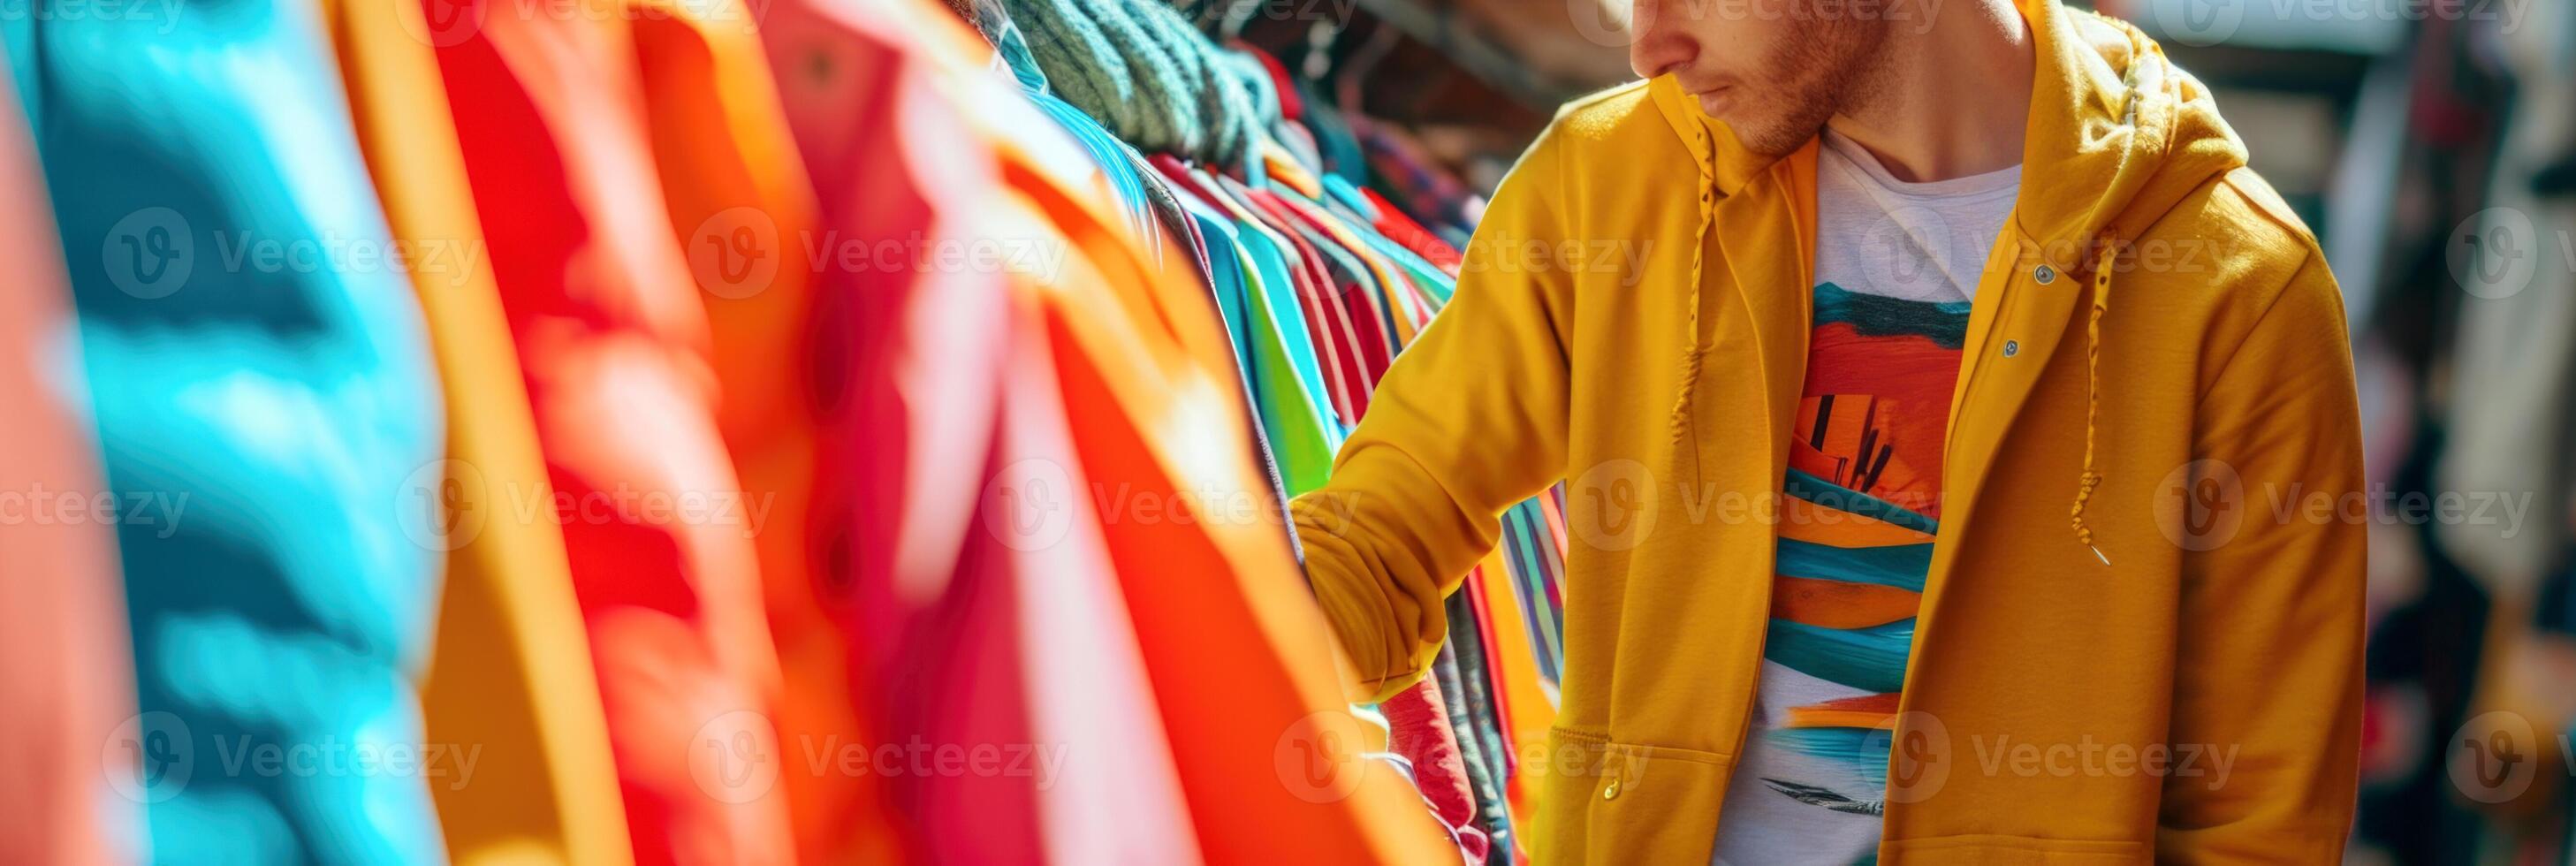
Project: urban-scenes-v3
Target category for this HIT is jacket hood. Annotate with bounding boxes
[1645,0,2249,561]
[1646,0,2246,274]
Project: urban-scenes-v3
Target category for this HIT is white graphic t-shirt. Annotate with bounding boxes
[1707,129,2019,866]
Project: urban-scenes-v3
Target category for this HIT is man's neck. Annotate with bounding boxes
[1825,0,2035,183]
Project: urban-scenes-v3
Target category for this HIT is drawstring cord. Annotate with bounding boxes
[1668,125,1714,446]
[2071,241,2115,566]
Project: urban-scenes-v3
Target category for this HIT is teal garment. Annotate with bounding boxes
[1166,181,1336,494]
[1320,174,1379,224]
[1174,201,1257,389]
[9,9,448,865]
[1356,226,1455,306]
[1211,173,1343,442]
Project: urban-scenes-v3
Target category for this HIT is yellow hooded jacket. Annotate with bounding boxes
[1290,2,2367,862]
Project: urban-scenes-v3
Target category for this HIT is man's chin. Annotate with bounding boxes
[1727,118,1817,158]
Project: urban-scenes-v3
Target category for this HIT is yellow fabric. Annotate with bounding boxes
[323,2,635,862]
[1290,2,2365,862]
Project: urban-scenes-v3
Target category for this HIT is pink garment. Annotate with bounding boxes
[0,63,137,866]
[760,0,1200,860]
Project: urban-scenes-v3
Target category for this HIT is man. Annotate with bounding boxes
[1288,0,2366,862]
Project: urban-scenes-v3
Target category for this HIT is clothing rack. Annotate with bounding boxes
[0,0,1568,862]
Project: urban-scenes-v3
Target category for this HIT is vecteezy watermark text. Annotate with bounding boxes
[0,485,188,538]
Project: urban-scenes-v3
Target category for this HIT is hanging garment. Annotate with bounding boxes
[322,2,635,862]
[760,0,1199,861]
[1382,678,1493,863]
[9,4,452,862]
[1231,185,1376,421]
[1469,546,1555,857]
[1362,187,1465,274]
[427,8,795,862]
[1440,593,1516,861]
[976,5,1454,857]
[1151,160,1341,495]
[994,22,1562,853]
[1034,199,1454,862]
[612,4,900,862]
[0,58,136,866]
[2432,4,2576,847]
[1430,641,1512,862]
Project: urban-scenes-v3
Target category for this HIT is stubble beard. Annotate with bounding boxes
[1732,18,1891,156]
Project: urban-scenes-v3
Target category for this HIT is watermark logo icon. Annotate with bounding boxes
[1274,710,1372,803]
[981,459,1074,551]
[2150,0,2243,47]
[2447,710,2539,804]
[688,206,781,300]
[2154,459,2245,551]
[103,711,194,803]
[1883,710,1953,804]
[2449,208,2538,300]
[1569,459,1657,551]
[1865,205,1957,292]
[103,207,192,300]
[688,710,781,804]
[396,460,487,552]
[402,0,486,47]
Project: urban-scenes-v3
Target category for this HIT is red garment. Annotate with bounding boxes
[430,12,794,863]
[1363,187,1464,274]
[1383,679,1491,863]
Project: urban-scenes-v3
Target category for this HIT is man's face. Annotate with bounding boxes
[1628,1,1888,156]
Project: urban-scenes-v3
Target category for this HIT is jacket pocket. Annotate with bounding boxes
[1531,726,1736,866]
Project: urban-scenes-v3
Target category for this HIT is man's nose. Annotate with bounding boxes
[1628,0,1698,80]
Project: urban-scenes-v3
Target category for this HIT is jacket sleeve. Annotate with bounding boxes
[2157,251,2366,859]
[1289,127,1576,703]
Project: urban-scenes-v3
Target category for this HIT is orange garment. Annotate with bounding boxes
[610,6,885,863]
[1027,163,1449,862]
[765,0,1448,860]
[993,88,1454,866]
[0,60,136,866]
[322,2,635,862]
[428,8,795,863]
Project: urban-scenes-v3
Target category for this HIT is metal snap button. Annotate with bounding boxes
[2034,264,2056,285]
[2003,339,2021,358]
[1603,780,1621,800]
